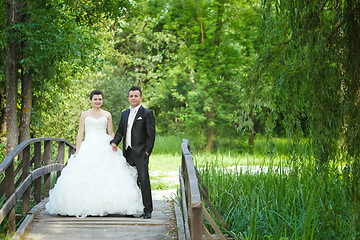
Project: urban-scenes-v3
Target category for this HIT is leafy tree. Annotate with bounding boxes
[1,0,136,151]
[24,0,102,139]
[72,0,263,151]
[256,0,360,235]
[147,0,262,150]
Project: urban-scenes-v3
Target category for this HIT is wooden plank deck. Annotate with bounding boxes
[17,199,177,240]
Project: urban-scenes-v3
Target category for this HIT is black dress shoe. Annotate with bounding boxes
[143,212,151,219]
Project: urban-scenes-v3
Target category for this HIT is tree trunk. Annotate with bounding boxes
[195,0,205,44]
[248,105,255,152]
[204,0,225,151]
[0,91,6,143]
[5,0,22,233]
[206,109,215,151]
[19,71,32,143]
[6,0,22,153]
[19,2,32,143]
[214,0,225,48]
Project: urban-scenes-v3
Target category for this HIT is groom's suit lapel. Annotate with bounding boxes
[133,106,144,126]
[124,109,130,129]
[124,106,143,130]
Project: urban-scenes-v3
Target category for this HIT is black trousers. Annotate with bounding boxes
[125,147,153,214]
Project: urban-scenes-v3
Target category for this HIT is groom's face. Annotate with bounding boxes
[128,90,142,108]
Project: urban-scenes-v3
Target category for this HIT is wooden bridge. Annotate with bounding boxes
[0,138,229,239]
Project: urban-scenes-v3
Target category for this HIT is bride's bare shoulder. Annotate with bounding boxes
[102,110,112,119]
[80,110,91,119]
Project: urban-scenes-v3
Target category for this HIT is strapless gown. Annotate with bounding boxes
[45,116,143,217]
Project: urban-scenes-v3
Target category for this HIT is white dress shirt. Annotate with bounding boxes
[126,105,141,149]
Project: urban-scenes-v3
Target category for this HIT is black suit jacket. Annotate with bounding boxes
[111,105,155,156]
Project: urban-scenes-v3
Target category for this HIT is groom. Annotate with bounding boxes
[110,87,156,219]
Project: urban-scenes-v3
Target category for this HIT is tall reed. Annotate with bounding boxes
[197,160,354,239]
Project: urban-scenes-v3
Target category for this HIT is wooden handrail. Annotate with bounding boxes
[181,139,203,240]
[181,140,202,207]
[0,137,75,233]
[180,139,229,240]
[0,137,74,175]
[0,164,65,223]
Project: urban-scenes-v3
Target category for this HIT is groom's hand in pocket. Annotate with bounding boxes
[111,143,118,152]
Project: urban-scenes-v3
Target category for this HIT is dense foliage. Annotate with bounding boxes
[1,0,360,237]
[197,0,360,238]
[0,0,137,144]
[101,0,264,150]
[254,1,360,236]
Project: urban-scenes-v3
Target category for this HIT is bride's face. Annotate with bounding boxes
[90,94,103,108]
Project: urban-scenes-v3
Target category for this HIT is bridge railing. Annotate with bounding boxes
[0,137,75,232]
[180,139,202,239]
[180,139,229,240]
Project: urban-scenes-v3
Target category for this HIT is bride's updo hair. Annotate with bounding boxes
[89,90,103,100]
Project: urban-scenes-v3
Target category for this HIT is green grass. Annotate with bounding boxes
[149,153,181,172]
[152,135,185,155]
[150,174,178,190]
[150,135,291,171]
[152,134,290,155]
[150,150,286,172]
[193,151,287,168]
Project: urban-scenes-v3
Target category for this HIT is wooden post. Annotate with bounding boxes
[0,138,75,231]
[57,141,65,179]
[68,146,74,158]
[43,140,51,198]
[179,167,191,240]
[5,160,15,232]
[191,205,203,240]
[34,142,41,203]
[22,145,31,216]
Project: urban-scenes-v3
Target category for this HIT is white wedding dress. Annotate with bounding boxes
[45,116,143,217]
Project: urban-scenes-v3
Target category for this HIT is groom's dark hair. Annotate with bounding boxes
[129,86,142,97]
[89,89,103,100]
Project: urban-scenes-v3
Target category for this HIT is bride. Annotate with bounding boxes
[46,90,143,217]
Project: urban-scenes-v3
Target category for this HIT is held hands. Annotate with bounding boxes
[109,143,149,155]
[111,143,118,152]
